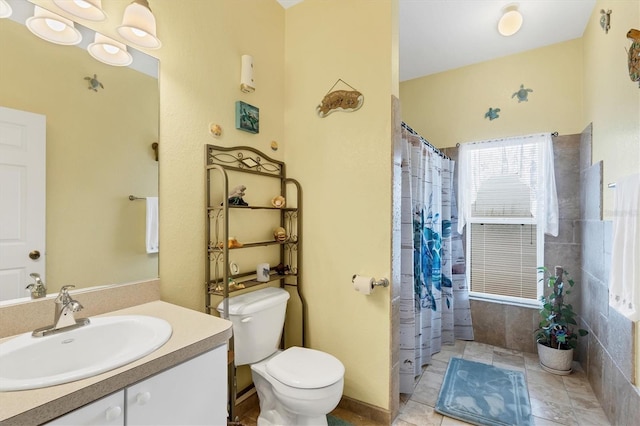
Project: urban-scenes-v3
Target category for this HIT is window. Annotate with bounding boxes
[457,134,558,306]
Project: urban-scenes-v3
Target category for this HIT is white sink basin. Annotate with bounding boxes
[0,315,172,391]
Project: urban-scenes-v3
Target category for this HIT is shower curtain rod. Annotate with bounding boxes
[401,122,451,160]
[454,131,560,147]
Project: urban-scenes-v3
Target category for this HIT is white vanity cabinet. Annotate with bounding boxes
[46,345,227,426]
[126,344,227,425]
[46,391,125,426]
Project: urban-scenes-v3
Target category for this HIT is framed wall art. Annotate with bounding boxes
[235,101,259,134]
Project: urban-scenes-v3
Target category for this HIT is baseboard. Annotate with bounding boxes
[337,395,391,425]
[234,391,390,425]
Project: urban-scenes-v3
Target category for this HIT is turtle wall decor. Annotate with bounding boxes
[484,107,501,120]
[512,84,533,102]
[627,29,640,87]
[84,74,104,92]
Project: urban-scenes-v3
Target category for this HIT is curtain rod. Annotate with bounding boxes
[455,131,560,147]
[401,122,450,160]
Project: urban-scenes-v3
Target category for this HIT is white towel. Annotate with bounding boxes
[608,173,640,320]
[146,197,159,254]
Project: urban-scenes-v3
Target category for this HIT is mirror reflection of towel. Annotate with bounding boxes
[146,197,159,253]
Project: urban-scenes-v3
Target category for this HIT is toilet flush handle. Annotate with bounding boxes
[241,316,252,323]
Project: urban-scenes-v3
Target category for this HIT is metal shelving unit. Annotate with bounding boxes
[204,144,303,422]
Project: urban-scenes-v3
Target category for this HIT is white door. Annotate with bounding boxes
[0,106,46,302]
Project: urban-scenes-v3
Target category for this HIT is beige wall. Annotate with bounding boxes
[400,38,584,148]
[145,0,397,412]
[583,0,640,217]
[399,0,639,217]
[283,0,396,410]
[0,17,158,293]
[151,0,286,311]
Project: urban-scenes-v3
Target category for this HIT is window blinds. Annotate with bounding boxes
[470,223,538,299]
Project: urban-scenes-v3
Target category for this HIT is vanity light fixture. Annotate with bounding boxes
[498,4,523,37]
[88,33,133,67]
[53,0,106,22]
[117,0,161,50]
[26,6,82,45]
[0,0,12,19]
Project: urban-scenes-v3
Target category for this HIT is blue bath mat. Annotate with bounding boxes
[435,357,533,426]
[327,414,353,425]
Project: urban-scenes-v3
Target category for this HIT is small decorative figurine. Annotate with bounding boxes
[84,74,104,92]
[228,185,248,206]
[484,107,501,120]
[271,195,286,208]
[274,263,290,275]
[273,227,287,242]
[218,237,244,249]
[511,84,533,102]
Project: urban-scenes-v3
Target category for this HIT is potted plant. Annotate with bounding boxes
[535,266,588,375]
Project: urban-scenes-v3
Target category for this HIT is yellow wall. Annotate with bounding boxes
[583,0,640,217]
[0,17,158,293]
[149,0,286,311]
[149,0,396,411]
[284,0,396,408]
[400,39,584,148]
[399,0,639,217]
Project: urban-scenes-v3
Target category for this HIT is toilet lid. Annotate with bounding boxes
[266,347,345,389]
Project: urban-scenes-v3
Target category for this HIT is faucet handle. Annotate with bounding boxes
[26,273,47,299]
[56,285,76,303]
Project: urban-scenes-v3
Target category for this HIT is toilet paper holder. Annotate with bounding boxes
[352,274,389,288]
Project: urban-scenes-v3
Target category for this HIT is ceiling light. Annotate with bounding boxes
[498,5,523,37]
[53,0,107,22]
[0,0,12,19]
[117,0,161,49]
[88,33,133,66]
[26,6,82,45]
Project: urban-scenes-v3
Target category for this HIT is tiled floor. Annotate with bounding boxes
[237,340,611,426]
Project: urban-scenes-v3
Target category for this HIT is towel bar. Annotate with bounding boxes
[129,195,145,200]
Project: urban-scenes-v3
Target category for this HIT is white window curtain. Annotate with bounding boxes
[457,133,559,237]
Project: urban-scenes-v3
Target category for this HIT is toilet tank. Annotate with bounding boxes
[217,287,290,366]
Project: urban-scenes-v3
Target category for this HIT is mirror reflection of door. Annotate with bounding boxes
[0,106,45,302]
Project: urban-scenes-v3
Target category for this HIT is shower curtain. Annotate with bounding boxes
[399,128,474,394]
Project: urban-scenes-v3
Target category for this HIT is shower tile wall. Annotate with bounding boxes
[577,124,640,425]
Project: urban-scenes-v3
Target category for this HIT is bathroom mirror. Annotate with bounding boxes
[0,0,159,302]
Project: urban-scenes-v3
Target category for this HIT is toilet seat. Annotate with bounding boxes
[266,347,345,389]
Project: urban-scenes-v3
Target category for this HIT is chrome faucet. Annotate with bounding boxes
[26,273,47,299]
[32,285,90,337]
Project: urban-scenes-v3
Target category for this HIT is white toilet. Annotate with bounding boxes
[218,287,345,426]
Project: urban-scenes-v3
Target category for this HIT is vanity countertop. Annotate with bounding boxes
[0,300,232,425]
